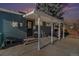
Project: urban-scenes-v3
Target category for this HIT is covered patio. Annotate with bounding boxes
[23,10,65,50]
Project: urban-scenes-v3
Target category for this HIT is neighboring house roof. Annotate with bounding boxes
[0,8,22,15]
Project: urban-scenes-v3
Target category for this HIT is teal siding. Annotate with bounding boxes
[0,11,27,48]
[0,19,3,33]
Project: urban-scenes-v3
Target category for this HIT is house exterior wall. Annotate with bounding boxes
[0,17,3,33]
[0,11,27,47]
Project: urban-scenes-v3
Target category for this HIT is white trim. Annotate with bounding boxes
[37,17,41,50]
[0,8,22,15]
[58,23,61,40]
[51,23,54,44]
[23,9,35,17]
[63,24,65,39]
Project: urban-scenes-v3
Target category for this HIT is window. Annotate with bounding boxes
[20,23,23,27]
[12,21,18,27]
[28,21,32,29]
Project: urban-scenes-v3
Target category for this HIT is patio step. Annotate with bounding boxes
[25,39,38,45]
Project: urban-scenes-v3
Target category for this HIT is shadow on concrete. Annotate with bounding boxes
[1,41,24,50]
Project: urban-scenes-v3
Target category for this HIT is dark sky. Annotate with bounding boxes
[63,3,79,20]
[0,3,36,11]
[0,3,79,20]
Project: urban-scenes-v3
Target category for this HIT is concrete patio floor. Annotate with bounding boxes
[0,37,79,56]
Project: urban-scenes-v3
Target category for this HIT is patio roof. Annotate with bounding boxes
[23,10,63,23]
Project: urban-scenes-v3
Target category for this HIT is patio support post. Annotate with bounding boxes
[51,23,54,44]
[63,24,65,39]
[37,17,41,50]
[58,23,61,40]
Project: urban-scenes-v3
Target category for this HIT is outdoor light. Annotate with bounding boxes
[70,25,74,29]
[23,15,26,17]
